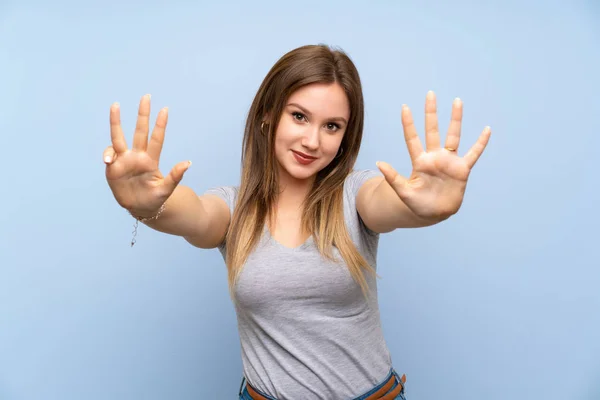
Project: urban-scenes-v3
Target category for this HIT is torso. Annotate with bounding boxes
[205,169,391,399]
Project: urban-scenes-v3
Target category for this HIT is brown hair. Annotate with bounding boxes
[225,44,377,300]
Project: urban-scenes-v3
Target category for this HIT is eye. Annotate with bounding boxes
[291,111,306,122]
[326,122,341,132]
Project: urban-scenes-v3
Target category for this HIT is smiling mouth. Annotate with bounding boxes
[291,150,317,159]
[291,150,318,165]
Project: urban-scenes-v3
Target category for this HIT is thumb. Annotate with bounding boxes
[376,161,410,199]
[164,160,192,193]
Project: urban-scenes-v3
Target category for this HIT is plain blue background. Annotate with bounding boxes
[1,1,599,399]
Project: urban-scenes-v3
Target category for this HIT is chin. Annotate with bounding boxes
[278,161,324,183]
[286,165,319,181]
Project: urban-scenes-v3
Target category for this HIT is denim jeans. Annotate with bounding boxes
[238,368,407,400]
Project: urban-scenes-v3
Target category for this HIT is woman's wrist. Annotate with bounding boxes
[129,202,167,222]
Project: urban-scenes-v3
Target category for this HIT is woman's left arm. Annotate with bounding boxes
[357,91,491,234]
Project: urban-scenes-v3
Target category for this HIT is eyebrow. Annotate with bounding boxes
[286,102,348,124]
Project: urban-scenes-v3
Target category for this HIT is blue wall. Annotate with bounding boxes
[1,1,598,399]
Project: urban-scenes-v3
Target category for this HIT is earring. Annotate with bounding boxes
[261,122,268,134]
[335,147,344,159]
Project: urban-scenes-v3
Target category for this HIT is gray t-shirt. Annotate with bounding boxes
[204,170,394,399]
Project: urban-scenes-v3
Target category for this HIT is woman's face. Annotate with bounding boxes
[273,82,350,186]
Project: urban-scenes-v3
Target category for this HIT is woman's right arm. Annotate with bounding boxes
[141,185,230,249]
[103,95,230,249]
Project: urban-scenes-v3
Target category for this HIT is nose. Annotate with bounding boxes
[301,125,320,151]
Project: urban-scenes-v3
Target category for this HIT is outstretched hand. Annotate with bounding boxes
[376,91,491,221]
[103,95,191,218]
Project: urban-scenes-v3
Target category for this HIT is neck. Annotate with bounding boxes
[274,171,315,216]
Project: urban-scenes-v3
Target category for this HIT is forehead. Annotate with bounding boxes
[287,82,350,119]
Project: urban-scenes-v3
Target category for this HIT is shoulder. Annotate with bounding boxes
[344,169,382,199]
[203,186,239,217]
[342,169,383,241]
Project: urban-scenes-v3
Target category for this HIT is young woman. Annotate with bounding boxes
[103,44,490,400]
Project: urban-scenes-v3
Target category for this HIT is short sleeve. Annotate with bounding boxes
[343,169,383,252]
[203,186,238,255]
[345,169,382,200]
[203,186,238,218]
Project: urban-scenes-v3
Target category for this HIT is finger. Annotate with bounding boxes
[103,146,117,164]
[424,90,441,151]
[133,94,151,151]
[444,98,463,152]
[464,126,492,169]
[401,105,424,164]
[163,160,192,194]
[147,107,169,163]
[110,103,128,153]
[376,161,410,199]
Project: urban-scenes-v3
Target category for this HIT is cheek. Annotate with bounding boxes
[273,125,293,159]
[281,120,305,139]
[274,121,303,148]
[323,135,344,157]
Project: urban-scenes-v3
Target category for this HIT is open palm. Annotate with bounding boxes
[377,91,491,221]
[104,95,191,218]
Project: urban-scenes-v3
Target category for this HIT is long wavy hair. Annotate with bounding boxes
[225,44,377,301]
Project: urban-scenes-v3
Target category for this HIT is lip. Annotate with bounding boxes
[291,150,317,165]
[292,150,317,159]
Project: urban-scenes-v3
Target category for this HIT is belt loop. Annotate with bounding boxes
[238,376,246,396]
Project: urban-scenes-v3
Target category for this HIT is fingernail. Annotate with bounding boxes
[112,102,120,110]
[454,97,461,105]
[427,90,435,98]
[145,94,151,100]
[104,156,111,163]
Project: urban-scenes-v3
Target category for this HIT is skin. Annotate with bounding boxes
[274,83,349,192]
[103,88,490,249]
[269,83,350,247]
[359,91,491,232]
